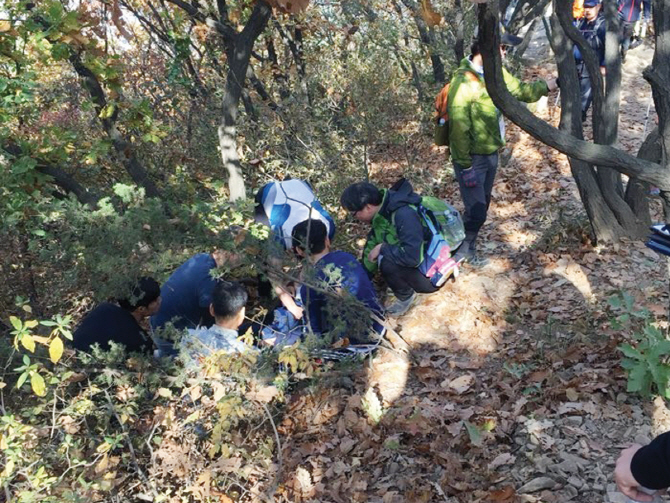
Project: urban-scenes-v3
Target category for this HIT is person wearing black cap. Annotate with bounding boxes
[574,0,606,121]
[446,35,557,266]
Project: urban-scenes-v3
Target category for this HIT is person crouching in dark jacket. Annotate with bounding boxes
[341,179,438,316]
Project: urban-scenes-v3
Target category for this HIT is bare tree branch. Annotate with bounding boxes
[165,0,237,42]
[477,2,668,190]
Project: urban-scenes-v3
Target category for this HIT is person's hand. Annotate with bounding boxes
[546,78,558,92]
[286,303,304,320]
[277,289,304,320]
[615,444,655,502]
[368,244,383,263]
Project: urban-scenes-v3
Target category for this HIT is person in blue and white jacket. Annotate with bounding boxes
[254,179,336,319]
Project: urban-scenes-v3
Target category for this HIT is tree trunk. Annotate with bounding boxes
[475,1,670,242]
[218,0,272,201]
[548,13,626,241]
[625,128,661,225]
[454,0,465,63]
[400,0,445,83]
[508,0,551,34]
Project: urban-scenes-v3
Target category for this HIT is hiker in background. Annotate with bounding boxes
[254,179,336,319]
[179,281,253,367]
[447,36,556,266]
[341,180,440,316]
[151,250,239,332]
[291,219,384,343]
[615,433,670,501]
[618,0,651,59]
[73,277,161,355]
[574,0,606,121]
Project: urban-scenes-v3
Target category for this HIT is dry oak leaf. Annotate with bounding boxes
[489,486,516,502]
[444,374,475,394]
[245,385,278,403]
[268,0,309,14]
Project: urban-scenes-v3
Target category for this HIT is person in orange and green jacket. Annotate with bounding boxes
[447,35,557,266]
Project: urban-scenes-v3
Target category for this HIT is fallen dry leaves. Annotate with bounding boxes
[271,43,668,503]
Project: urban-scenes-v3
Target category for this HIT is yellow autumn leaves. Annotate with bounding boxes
[8,313,72,397]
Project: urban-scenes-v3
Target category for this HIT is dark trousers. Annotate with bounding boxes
[453,153,499,235]
[577,62,594,120]
[620,21,635,55]
[380,257,438,301]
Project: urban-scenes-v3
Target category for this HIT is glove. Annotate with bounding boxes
[461,166,478,188]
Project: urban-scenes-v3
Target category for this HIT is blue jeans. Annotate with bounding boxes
[453,153,499,235]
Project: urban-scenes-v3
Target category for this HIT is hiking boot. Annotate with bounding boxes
[386,293,417,316]
[466,253,490,268]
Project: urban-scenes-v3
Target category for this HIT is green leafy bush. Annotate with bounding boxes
[613,293,670,398]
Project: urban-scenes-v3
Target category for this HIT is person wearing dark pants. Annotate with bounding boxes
[341,179,437,316]
[447,37,554,265]
[380,258,438,304]
[453,153,499,264]
[573,0,606,121]
[618,0,651,59]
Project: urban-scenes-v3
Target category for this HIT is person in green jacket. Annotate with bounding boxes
[447,35,557,266]
[341,179,438,316]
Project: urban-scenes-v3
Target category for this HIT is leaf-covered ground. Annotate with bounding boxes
[273,42,669,502]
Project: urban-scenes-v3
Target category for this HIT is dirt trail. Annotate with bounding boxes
[275,41,668,503]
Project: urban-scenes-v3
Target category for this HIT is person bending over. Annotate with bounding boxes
[73,277,161,355]
[341,179,438,316]
[151,250,237,331]
[291,219,384,343]
[254,179,336,319]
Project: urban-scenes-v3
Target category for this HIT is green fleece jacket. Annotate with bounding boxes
[362,180,430,274]
[447,57,549,168]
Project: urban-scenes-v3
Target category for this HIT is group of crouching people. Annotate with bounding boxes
[72,178,465,364]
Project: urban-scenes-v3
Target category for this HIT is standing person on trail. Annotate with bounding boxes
[340,179,439,316]
[574,0,606,121]
[618,0,651,59]
[615,433,670,501]
[254,179,336,320]
[447,36,556,266]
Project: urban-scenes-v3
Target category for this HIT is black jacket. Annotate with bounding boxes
[631,431,670,489]
[378,179,431,268]
[73,303,154,355]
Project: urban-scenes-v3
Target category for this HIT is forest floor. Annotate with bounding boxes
[273,41,670,502]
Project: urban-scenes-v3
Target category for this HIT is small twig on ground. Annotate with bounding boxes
[431,480,453,503]
[260,401,283,502]
[104,390,159,500]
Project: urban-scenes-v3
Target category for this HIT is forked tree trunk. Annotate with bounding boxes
[476,0,670,243]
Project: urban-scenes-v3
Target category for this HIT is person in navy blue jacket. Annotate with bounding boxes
[615,432,670,501]
[291,219,384,344]
[574,0,606,121]
[618,0,651,58]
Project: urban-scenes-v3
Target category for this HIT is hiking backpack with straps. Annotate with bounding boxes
[417,197,466,287]
[392,196,466,287]
[433,83,451,147]
[433,70,480,147]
